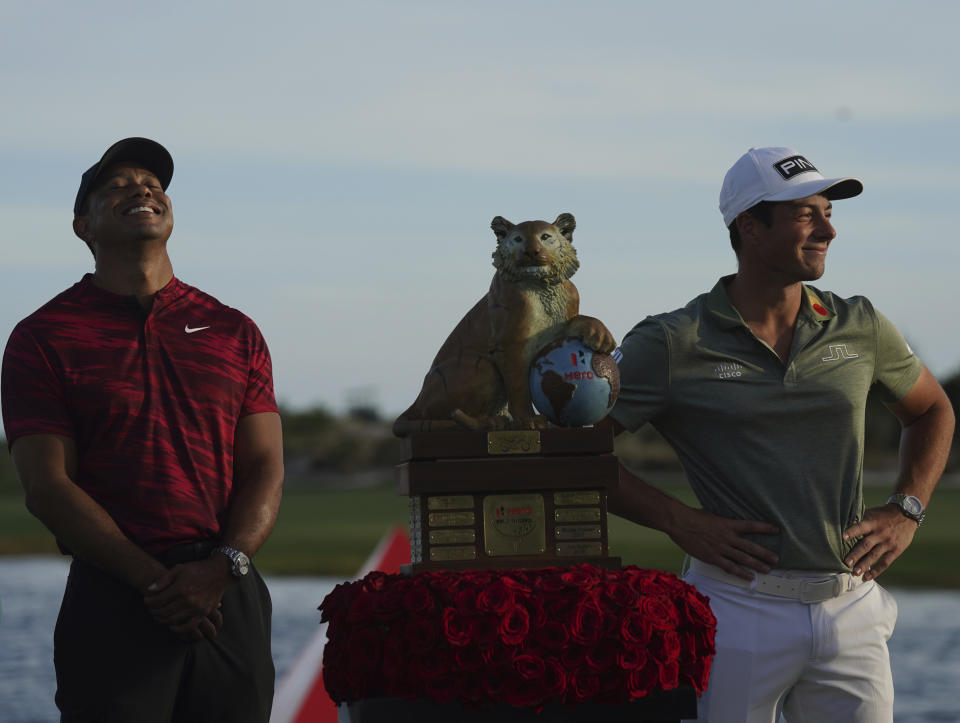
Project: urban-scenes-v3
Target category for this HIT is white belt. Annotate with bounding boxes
[688,558,863,604]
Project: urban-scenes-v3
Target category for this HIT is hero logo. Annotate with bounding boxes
[774,155,818,180]
[496,505,534,518]
[565,352,594,381]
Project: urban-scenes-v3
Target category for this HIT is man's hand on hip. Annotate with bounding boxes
[669,506,780,581]
[843,505,918,582]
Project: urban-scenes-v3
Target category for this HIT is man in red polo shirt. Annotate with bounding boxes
[1,138,284,722]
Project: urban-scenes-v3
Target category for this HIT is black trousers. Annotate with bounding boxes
[54,545,274,723]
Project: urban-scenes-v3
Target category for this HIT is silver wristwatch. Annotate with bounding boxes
[886,493,926,525]
[213,545,250,577]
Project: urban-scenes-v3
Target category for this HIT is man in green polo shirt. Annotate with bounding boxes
[607,146,954,722]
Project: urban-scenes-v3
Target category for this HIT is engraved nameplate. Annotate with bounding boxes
[429,529,476,545]
[430,545,478,562]
[556,541,603,557]
[428,511,475,527]
[483,493,546,556]
[427,495,475,511]
[554,507,601,523]
[555,524,601,540]
[487,431,541,455]
[554,491,601,506]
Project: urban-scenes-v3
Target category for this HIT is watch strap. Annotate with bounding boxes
[212,545,250,577]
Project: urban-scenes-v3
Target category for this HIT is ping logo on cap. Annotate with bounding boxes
[774,155,818,179]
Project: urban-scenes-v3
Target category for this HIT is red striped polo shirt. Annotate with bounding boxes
[1,274,278,553]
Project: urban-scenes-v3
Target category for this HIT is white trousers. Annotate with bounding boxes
[682,564,898,723]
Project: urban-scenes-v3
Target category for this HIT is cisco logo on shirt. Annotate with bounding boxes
[715,362,745,379]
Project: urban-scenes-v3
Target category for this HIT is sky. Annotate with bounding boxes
[2,0,959,430]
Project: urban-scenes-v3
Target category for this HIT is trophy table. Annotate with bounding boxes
[398,426,621,572]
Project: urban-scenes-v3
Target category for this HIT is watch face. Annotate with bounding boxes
[902,496,923,516]
[236,554,250,576]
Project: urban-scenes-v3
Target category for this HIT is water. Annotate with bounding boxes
[1,557,958,722]
[0,557,336,723]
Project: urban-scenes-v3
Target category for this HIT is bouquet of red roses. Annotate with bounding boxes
[319,565,715,711]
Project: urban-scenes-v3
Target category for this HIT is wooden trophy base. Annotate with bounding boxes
[397,427,621,573]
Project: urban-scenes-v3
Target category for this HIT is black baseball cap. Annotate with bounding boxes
[73,137,174,216]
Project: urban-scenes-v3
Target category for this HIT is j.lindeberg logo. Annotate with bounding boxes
[715,362,745,379]
[821,344,859,362]
[774,155,818,180]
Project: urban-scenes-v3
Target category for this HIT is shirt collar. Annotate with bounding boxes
[78,273,187,312]
[707,275,836,329]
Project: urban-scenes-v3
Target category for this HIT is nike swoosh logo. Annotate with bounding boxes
[184,325,211,334]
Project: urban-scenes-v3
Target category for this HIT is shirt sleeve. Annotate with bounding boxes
[240,321,279,417]
[608,318,671,433]
[871,307,923,403]
[1,324,75,448]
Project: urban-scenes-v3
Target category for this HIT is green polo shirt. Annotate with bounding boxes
[611,275,922,572]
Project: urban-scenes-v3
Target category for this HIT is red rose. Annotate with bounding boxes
[345,591,376,623]
[627,661,659,699]
[482,642,515,670]
[402,617,438,653]
[536,572,567,594]
[455,645,484,672]
[502,675,547,709]
[425,674,461,704]
[658,658,680,690]
[500,574,533,594]
[382,633,405,672]
[499,603,531,645]
[568,667,600,703]
[414,647,453,681]
[543,657,567,698]
[525,595,547,628]
[696,629,717,656]
[441,606,472,646]
[570,600,604,645]
[620,610,653,647]
[656,629,682,662]
[402,583,436,614]
[585,639,618,671]
[470,613,499,648]
[534,620,569,651]
[681,656,713,694]
[640,595,681,631]
[460,672,485,703]
[617,645,649,671]
[595,669,628,705]
[483,670,506,699]
[684,590,717,627]
[346,627,382,674]
[513,653,546,681]
[561,566,600,589]
[361,570,391,592]
[454,587,478,614]
[602,580,639,609]
[318,580,359,623]
[560,644,586,670]
[477,579,515,614]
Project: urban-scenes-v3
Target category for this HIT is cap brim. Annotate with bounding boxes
[766,176,863,203]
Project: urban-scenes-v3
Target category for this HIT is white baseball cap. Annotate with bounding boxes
[719,147,863,227]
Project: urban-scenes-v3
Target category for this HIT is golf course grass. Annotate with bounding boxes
[2,474,958,588]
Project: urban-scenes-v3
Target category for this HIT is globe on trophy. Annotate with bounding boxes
[529,336,620,427]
